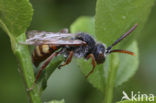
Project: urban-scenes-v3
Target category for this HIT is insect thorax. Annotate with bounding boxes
[72,33,96,58]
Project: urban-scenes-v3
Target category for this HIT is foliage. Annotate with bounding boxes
[0,0,41,103]
[37,55,64,91]
[70,17,105,92]
[70,16,139,103]
[95,0,154,102]
[0,0,33,37]
[0,0,155,103]
[95,0,154,48]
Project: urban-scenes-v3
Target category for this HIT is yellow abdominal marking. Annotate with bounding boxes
[36,46,43,57]
[42,45,49,53]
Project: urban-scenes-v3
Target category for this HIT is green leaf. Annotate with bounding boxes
[70,16,105,92]
[0,0,33,37]
[70,16,95,35]
[70,16,139,93]
[104,54,120,103]
[115,41,139,86]
[36,55,65,91]
[46,99,65,103]
[95,0,154,48]
[117,97,156,103]
[95,0,154,102]
[0,0,42,103]
[15,34,41,103]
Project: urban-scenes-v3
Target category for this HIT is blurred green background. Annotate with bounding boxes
[0,0,156,103]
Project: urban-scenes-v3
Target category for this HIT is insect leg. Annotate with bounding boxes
[27,52,59,91]
[34,52,59,83]
[27,49,63,91]
[85,54,96,78]
[58,51,74,69]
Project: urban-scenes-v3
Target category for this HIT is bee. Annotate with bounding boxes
[21,24,137,83]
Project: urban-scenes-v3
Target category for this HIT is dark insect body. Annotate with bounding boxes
[21,24,138,85]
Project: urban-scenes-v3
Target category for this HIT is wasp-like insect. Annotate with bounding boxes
[21,24,137,83]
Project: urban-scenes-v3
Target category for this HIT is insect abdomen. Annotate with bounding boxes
[32,44,59,66]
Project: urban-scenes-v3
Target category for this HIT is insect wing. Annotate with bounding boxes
[21,31,86,46]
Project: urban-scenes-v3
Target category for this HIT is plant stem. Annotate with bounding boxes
[12,34,42,103]
[104,54,119,103]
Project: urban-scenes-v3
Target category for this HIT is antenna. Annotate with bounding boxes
[106,24,138,56]
[109,49,136,56]
[107,24,138,51]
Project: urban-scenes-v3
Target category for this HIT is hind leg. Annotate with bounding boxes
[85,54,96,78]
[58,51,74,69]
[27,51,60,91]
[34,52,59,83]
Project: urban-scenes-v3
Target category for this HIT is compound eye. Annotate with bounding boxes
[94,44,106,64]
